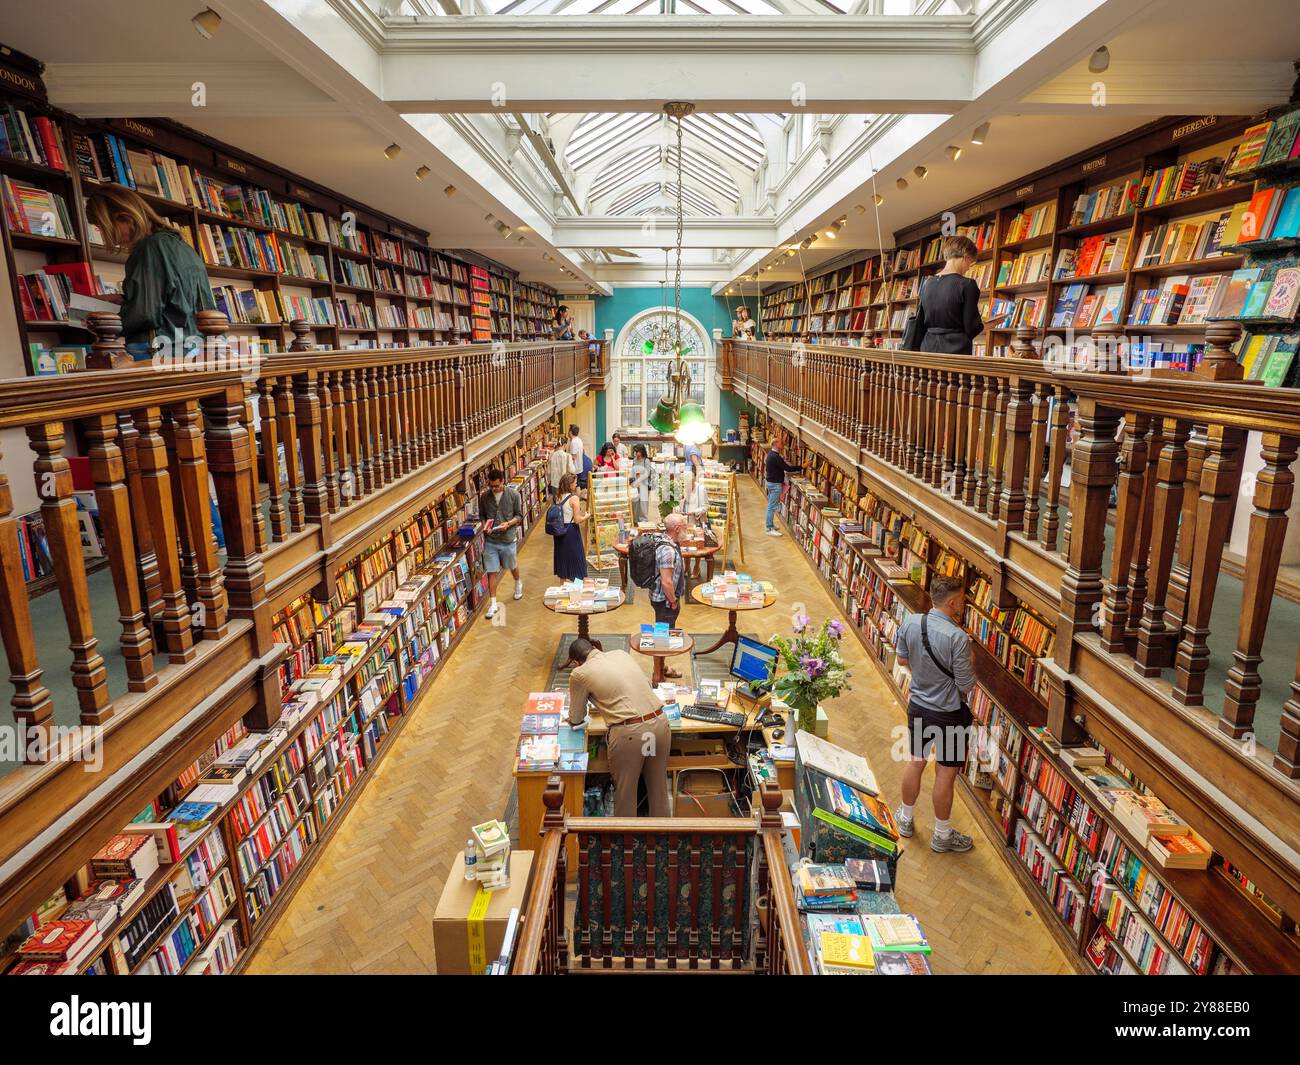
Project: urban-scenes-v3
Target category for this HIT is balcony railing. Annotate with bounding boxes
[728,334,1300,916]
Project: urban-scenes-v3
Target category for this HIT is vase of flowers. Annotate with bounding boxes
[657,467,683,518]
[768,614,851,733]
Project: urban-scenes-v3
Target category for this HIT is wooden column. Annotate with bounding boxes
[1023,383,1048,540]
[1041,386,1069,552]
[258,378,286,542]
[167,399,228,642]
[1172,424,1245,706]
[1053,396,1119,667]
[84,311,133,370]
[1100,412,1151,653]
[996,366,1035,541]
[294,371,329,529]
[0,448,52,747]
[1133,419,1191,676]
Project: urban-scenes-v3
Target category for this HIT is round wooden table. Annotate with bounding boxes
[615,538,722,591]
[629,631,695,685]
[542,591,626,645]
[689,584,778,656]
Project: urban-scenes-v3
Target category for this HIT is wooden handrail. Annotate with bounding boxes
[761,829,813,975]
[511,826,565,975]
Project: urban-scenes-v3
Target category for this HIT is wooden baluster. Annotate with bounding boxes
[0,450,53,747]
[623,833,635,967]
[578,832,592,967]
[387,363,403,475]
[126,408,195,663]
[1023,383,1048,539]
[1053,397,1120,658]
[1196,319,1244,381]
[600,833,613,968]
[731,833,745,969]
[1276,654,1300,777]
[399,361,415,474]
[1125,418,1165,642]
[1167,427,1208,637]
[330,369,352,506]
[83,416,156,695]
[454,358,467,446]
[710,836,723,969]
[948,372,966,500]
[317,370,338,512]
[119,413,163,624]
[258,378,287,542]
[1172,424,1245,706]
[161,409,199,612]
[646,836,657,969]
[997,371,1035,537]
[274,376,304,530]
[1221,434,1298,738]
[415,360,432,466]
[986,378,1007,519]
[242,383,267,554]
[1100,413,1151,652]
[356,367,375,495]
[1042,385,1069,551]
[688,831,702,970]
[667,835,679,969]
[83,310,134,369]
[974,376,994,509]
[287,319,313,353]
[963,375,982,506]
[1134,419,1191,676]
[294,372,328,527]
[168,400,228,642]
[925,369,941,487]
[908,365,924,477]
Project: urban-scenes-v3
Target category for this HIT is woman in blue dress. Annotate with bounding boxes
[552,473,588,580]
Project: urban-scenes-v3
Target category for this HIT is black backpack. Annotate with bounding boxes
[545,494,572,537]
[630,533,677,589]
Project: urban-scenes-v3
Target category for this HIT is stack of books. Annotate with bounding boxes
[794,862,858,911]
[469,819,511,890]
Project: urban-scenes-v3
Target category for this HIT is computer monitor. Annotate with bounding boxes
[730,636,778,690]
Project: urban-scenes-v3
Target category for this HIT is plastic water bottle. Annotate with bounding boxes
[464,839,477,880]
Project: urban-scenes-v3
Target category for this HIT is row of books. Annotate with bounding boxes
[2,174,75,238]
[0,104,66,170]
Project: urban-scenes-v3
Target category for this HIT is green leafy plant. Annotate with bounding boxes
[768,615,851,732]
[657,469,683,518]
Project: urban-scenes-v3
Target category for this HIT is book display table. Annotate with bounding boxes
[689,580,777,655]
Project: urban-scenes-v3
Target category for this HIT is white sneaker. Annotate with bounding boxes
[894,807,915,838]
[766,528,782,537]
[513,582,524,601]
[485,601,499,619]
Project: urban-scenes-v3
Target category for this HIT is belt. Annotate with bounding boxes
[612,708,664,728]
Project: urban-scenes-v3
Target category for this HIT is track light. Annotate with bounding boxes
[1088,46,1110,74]
[824,229,837,239]
[854,204,867,214]
[971,122,990,145]
[384,143,402,160]
[415,165,430,180]
[873,193,885,206]
[945,145,962,161]
[913,166,928,180]
[896,178,908,191]
[443,184,457,197]
[192,8,221,37]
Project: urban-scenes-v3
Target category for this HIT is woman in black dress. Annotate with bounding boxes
[552,472,587,581]
[902,235,984,355]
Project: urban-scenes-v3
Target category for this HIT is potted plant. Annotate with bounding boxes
[768,614,851,733]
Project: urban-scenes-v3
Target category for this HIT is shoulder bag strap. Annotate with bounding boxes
[920,614,956,680]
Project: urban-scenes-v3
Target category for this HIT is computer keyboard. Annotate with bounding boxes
[681,706,747,728]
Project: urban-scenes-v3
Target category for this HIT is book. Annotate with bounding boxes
[796,862,857,898]
[861,913,931,954]
[795,729,879,797]
[1214,268,1262,318]
[1147,831,1213,870]
[1113,792,1189,842]
[90,833,160,881]
[1257,337,1297,388]
[844,858,893,891]
[17,919,101,964]
[874,951,933,974]
[819,931,874,971]
[1263,267,1300,320]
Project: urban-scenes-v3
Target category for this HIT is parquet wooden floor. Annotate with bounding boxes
[247,476,1072,975]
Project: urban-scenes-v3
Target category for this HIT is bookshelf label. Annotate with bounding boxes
[291,185,318,204]
[1172,115,1217,141]
[0,63,42,99]
[1082,154,1107,173]
[1014,183,1035,198]
[121,118,158,141]
[219,155,251,176]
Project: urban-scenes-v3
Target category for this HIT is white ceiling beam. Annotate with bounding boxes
[381,17,977,112]
[553,217,779,248]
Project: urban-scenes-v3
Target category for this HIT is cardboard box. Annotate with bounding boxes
[433,850,533,975]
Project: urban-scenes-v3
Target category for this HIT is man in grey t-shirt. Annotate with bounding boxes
[479,468,524,618]
[893,575,976,854]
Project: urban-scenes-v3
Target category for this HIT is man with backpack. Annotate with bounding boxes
[893,575,976,854]
[635,514,687,677]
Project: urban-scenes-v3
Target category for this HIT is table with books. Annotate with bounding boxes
[689,572,777,655]
[629,624,694,685]
[614,527,721,596]
[542,578,625,643]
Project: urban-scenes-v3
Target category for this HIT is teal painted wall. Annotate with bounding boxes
[590,286,745,446]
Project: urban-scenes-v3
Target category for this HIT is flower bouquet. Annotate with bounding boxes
[768,614,851,732]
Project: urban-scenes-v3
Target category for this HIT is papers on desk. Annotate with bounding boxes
[700,572,775,607]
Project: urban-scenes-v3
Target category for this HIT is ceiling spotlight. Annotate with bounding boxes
[873,193,885,206]
[415,165,430,180]
[192,7,221,37]
[494,221,511,237]
[945,145,962,161]
[786,248,796,257]
[1088,45,1110,74]
[896,178,908,191]
[971,121,991,145]
[824,229,837,240]
[854,204,867,215]
[384,143,402,160]
[913,166,928,180]
[542,253,552,261]
[443,184,457,197]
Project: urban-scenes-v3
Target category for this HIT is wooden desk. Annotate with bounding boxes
[689,584,778,655]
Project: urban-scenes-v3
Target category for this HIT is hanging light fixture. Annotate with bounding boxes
[648,101,712,447]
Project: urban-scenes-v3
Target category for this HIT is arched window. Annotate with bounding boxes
[615,308,712,430]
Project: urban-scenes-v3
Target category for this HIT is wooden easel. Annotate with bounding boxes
[701,468,744,567]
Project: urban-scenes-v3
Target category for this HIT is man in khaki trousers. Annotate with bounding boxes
[567,638,671,817]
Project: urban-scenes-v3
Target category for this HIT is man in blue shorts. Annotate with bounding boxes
[479,468,524,618]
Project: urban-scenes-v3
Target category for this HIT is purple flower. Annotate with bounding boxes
[828,619,845,639]
[800,655,825,679]
[792,612,811,634]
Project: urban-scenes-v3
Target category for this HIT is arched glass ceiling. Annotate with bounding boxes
[564,111,763,213]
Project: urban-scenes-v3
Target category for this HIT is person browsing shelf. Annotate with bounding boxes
[552,304,575,340]
[681,450,709,522]
[547,440,574,503]
[479,467,524,618]
[763,438,801,537]
[595,442,619,472]
[86,185,216,361]
[901,235,984,356]
[629,444,657,524]
[566,638,670,817]
[893,575,976,854]
[567,424,586,487]
[551,472,587,581]
[611,431,630,461]
[732,305,756,340]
